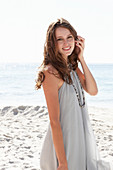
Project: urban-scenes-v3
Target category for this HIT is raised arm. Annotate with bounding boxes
[42,69,68,170]
[76,62,98,95]
[75,36,98,95]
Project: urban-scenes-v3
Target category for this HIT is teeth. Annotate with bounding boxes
[63,47,70,50]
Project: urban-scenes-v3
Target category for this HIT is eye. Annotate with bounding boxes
[57,38,63,41]
[68,36,73,39]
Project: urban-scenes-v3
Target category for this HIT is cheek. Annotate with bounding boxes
[57,43,62,51]
[71,40,75,49]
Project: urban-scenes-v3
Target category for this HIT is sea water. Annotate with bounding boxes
[0,63,113,108]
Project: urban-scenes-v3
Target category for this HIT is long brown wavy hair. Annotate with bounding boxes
[35,18,80,90]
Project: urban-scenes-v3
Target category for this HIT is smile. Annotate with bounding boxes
[62,47,71,51]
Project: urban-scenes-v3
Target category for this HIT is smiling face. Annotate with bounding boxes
[55,27,75,61]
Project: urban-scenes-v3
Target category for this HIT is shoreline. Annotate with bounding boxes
[0,105,113,169]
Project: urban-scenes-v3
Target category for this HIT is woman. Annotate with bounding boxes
[36,18,113,170]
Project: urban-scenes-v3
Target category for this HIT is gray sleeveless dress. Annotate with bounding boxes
[40,70,113,170]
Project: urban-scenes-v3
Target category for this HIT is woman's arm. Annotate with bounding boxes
[76,61,98,95]
[42,69,68,169]
[75,36,98,95]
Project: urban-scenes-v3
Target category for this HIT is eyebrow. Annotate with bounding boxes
[56,34,72,39]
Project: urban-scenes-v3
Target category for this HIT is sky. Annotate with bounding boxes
[0,0,113,64]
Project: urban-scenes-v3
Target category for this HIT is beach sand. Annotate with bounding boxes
[0,105,113,170]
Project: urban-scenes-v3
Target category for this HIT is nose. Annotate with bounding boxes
[63,39,69,46]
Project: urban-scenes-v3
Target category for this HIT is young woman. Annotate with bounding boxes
[36,18,113,170]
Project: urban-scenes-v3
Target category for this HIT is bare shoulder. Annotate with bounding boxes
[44,64,58,75]
[42,64,59,90]
[43,64,64,91]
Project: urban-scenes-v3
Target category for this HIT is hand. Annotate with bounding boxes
[75,35,85,62]
[57,165,68,170]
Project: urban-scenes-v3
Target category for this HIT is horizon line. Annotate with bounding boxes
[0,61,113,65]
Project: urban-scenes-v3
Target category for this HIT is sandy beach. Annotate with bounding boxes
[0,105,113,170]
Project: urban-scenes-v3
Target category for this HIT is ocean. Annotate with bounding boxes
[0,63,113,108]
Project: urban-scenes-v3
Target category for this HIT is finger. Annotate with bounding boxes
[75,40,84,49]
[75,37,85,46]
[76,36,85,48]
[77,35,85,39]
[77,35,85,41]
[75,42,84,50]
[76,44,83,50]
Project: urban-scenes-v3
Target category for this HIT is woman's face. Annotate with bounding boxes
[55,27,75,61]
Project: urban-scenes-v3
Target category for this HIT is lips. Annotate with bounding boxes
[62,47,71,51]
